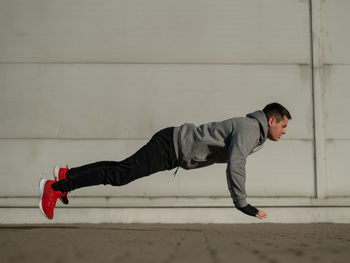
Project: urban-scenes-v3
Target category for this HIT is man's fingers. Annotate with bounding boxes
[256,209,267,219]
[256,214,265,219]
[259,210,267,217]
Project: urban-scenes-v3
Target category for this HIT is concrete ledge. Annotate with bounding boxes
[2,196,350,208]
[1,207,350,224]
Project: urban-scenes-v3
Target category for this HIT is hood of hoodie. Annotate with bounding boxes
[246,110,268,145]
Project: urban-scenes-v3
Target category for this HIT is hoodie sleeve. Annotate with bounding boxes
[226,128,258,208]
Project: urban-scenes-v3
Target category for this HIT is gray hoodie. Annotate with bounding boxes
[173,110,268,208]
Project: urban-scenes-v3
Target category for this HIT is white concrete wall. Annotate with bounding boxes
[0,0,348,223]
[321,0,350,197]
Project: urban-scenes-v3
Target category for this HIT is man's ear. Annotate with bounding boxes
[268,116,275,127]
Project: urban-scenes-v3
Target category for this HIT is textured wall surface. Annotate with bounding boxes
[321,0,350,196]
[0,0,348,222]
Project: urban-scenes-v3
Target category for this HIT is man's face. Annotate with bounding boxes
[267,115,289,141]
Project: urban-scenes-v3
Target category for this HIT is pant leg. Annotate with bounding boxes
[67,161,119,174]
[53,127,178,192]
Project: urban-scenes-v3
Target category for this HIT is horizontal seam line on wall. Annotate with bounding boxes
[0,62,311,66]
[0,195,319,198]
[0,138,314,141]
[1,206,350,209]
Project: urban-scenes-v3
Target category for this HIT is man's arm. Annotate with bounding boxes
[226,131,267,219]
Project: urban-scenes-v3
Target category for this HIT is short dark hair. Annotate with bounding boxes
[263,102,292,122]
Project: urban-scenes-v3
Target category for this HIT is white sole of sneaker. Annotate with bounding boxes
[38,178,50,220]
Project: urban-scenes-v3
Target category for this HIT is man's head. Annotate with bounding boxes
[263,103,292,141]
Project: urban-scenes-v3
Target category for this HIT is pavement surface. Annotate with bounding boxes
[1,223,350,263]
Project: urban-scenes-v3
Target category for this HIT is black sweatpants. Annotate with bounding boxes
[52,127,178,192]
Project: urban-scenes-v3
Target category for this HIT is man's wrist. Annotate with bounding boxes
[235,203,259,217]
[234,199,248,208]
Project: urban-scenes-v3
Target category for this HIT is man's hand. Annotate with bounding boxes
[255,209,267,219]
[234,202,268,219]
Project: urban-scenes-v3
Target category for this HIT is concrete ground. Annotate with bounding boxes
[0,224,349,263]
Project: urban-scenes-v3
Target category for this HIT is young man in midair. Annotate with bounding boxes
[39,102,291,220]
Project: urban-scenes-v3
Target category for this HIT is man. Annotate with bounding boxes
[39,102,291,220]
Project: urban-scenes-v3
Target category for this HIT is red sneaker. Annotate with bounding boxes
[39,178,64,220]
[53,165,69,205]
